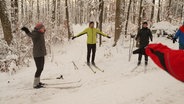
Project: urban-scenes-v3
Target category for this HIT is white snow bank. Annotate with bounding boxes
[151,21,178,35]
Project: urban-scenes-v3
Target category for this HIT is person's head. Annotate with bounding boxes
[89,21,94,28]
[142,22,148,28]
[35,22,46,33]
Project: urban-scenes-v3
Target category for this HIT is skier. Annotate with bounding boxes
[72,21,111,65]
[173,21,184,50]
[21,23,46,88]
[133,43,184,82]
[135,22,153,66]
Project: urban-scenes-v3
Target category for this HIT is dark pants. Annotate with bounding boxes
[138,54,148,62]
[138,43,148,62]
[34,57,45,77]
[179,44,184,50]
[87,44,96,63]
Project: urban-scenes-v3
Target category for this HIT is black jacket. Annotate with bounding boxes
[27,29,46,57]
[136,27,153,48]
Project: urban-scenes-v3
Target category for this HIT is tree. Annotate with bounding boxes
[21,0,24,19]
[150,0,155,23]
[11,0,18,33]
[137,0,143,31]
[98,0,104,46]
[157,0,161,22]
[132,0,137,24]
[37,0,40,22]
[125,0,132,36]
[52,0,56,23]
[65,0,71,40]
[57,0,61,26]
[166,0,172,23]
[0,0,13,45]
[114,0,125,46]
[181,5,184,22]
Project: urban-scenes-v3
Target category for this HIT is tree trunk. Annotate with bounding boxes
[11,0,18,33]
[114,0,125,46]
[166,0,172,23]
[150,0,155,22]
[52,0,56,23]
[0,0,13,45]
[132,0,137,24]
[57,0,61,26]
[99,0,104,46]
[37,0,40,22]
[125,0,132,36]
[137,0,143,31]
[65,0,71,40]
[21,0,24,19]
[157,0,161,22]
[181,5,184,23]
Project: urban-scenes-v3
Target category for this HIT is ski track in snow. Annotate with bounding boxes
[0,25,184,104]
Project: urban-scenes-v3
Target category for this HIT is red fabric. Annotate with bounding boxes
[179,25,184,33]
[145,43,184,82]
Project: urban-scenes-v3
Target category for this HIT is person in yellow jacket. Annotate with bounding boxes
[72,21,111,65]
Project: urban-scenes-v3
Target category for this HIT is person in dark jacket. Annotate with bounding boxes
[135,22,153,66]
[133,43,184,82]
[173,21,184,50]
[21,23,46,88]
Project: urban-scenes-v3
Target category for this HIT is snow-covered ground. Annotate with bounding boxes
[0,25,184,104]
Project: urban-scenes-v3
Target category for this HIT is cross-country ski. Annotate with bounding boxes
[92,65,104,72]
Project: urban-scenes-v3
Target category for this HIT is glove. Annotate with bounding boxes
[107,36,111,38]
[173,38,177,43]
[72,36,76,40]
[21,27,30,34]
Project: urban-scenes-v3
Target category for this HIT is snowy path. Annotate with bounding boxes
[0,25,184,104]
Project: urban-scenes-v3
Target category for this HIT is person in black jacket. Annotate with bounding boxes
[21,23,46,88]
[135,22,153,66]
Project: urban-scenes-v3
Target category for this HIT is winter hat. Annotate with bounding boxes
[142,22,148,25]
[35,22,44,29]
[35,22,45,33]
[89,21,94,25]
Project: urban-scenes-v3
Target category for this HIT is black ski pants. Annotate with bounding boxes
[138,43,148,62]
[87,44,96,63]
[138,54,148,62]
[34,57,45,78]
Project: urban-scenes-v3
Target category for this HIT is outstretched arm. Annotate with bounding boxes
[96,29,110,38]
[21,27,39,38]
[75,28,88,37]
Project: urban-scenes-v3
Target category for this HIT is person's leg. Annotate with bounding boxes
[33,57,44,88]
[179,44,184,50]
[145,55,148,65]
[34,57,44,78]
[87,44,92,64]
[91,44,96,64]
[138,53,142,66]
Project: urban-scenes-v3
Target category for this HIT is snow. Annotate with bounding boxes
[151,21,178,35]
[0,24,184,104]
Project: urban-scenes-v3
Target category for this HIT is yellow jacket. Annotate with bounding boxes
[75,27,108,44]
